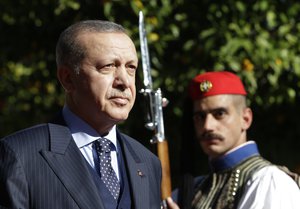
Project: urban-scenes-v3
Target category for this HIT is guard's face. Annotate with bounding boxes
[63,32,138,134]
[193,95,252,159]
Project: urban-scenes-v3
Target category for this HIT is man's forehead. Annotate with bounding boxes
[193,95,233,110]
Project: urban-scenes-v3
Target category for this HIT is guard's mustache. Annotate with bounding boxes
[201,132,224,141]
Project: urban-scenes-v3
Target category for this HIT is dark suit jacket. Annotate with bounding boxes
[0,117,162,209]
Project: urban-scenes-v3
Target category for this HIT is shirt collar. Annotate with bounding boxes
[210,141,260,172]
[62,105,117,150]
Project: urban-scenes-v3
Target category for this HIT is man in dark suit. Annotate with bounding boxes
[0,20,162,209]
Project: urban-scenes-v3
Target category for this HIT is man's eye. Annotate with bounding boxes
[127,65,137,74]
[96,64,116,73]
[214,110,226,119]
[104,64,115,68]
[193,112,205,122]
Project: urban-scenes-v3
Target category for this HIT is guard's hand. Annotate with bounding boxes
[166,197,180,209]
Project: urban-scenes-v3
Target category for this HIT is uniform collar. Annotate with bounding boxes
[210,141,260,172]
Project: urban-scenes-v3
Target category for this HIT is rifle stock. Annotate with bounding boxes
[157,140,172,200]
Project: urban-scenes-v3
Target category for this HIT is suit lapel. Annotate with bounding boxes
[118,132,150,209]
[41,123,105,209]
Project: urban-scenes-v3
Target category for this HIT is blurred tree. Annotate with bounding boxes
[0,0,104,136]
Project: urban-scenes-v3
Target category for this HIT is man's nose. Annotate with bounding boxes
[114,66,130,89]
[203,114,216,131]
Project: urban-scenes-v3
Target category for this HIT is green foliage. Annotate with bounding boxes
[198,0,300,107]
[0,0,97,136]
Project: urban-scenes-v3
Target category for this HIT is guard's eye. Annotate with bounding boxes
[193,111,206,122]
[212,109,227,119]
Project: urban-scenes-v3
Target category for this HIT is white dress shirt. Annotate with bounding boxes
[62,106,120,180]
[238,162,300,209]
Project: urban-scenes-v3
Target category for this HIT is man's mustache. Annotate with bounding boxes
[200,132,225,141]
[108,90,132,99]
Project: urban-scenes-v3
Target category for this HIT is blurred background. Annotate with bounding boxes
[1,0,300,188]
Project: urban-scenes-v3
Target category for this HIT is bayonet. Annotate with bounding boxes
[139,11,153,89]
[138,11,171,208]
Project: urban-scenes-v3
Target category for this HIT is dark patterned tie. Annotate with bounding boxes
[94,138,120,200]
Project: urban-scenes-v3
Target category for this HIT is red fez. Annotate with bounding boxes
[189,71,247,100]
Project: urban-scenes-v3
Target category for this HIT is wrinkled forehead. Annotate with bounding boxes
[79,32,138,59]
[79,32,134,47]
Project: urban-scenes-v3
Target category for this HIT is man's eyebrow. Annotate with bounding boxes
[194,107,227,114]
[211,107,227,112]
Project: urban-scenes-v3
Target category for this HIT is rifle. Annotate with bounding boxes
[138,11,172,208]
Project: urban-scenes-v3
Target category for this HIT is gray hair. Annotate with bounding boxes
[56,20,126,73]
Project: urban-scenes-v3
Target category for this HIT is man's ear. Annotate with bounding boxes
[242,107,253,131]
[57,66,74,93]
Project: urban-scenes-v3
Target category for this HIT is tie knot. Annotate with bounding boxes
[95,138,111,153]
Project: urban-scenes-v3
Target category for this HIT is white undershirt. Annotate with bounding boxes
[238,165,300,209]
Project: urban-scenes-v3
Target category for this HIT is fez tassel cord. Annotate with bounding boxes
[138,11,172,208]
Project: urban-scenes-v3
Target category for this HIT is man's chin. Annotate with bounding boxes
[201,141,222,154]
[204,146,224,158]
[108,112,129,123]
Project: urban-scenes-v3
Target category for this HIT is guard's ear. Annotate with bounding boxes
[57,66,74,93]
[242,107,253,131]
